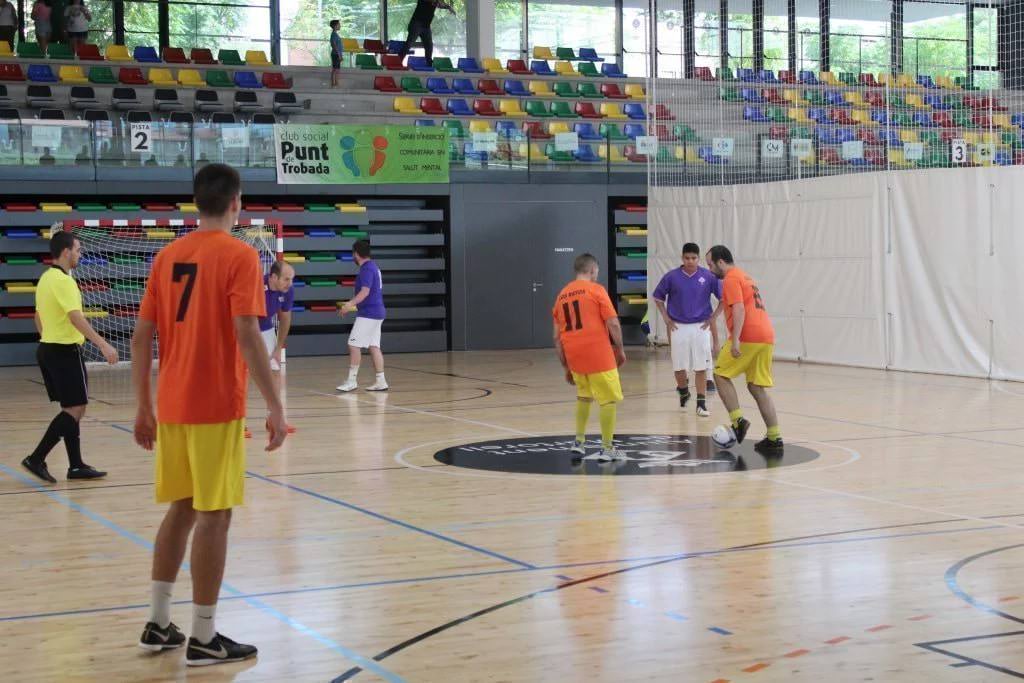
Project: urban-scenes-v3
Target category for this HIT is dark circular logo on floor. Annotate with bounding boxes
[434,434,819,475]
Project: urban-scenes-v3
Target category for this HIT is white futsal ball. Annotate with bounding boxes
[711,425,737,450]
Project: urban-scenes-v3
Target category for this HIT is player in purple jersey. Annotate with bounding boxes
[652,242,721,417]
[254,260,296,435]
[336,240,389,392]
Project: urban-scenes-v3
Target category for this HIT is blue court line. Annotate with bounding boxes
[708,626,733,636]
[245,470,536,569]
[1,521,1008,624]
[665,611,688,622]
[0,463,406,683]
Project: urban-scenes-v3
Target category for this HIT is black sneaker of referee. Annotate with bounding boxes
[21,456,56,484]
[68,464,107,480]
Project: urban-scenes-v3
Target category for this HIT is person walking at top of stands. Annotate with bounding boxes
[398,0,455,64]
[64,0,91,50]
[0,0,18,51]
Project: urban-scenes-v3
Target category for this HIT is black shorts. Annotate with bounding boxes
[331,52,341,69]
[37,343,89,408]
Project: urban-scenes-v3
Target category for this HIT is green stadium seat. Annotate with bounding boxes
[577,82,602,98]
[553,81,574,98]
[716,67,735,81]
[555,47,577,61]
[577,61,600,77]
[432,57,458,72]
[545,142,575,162]
[442,119,465,138]
[954,76,979,91]
[356,53,382,70]
[17,42,44,59]
[766,106,790,122]
[919,131,941,146]
[953,111,976,127]
[525,100,553,117]
[551,101,576,118]
[674,124,699,142]
[839,72,858,86]
[218,49,245,66]
[599,123,627,140]
[88,66,117,85]
[789,125,812,139]
[720,87,742,102]
[47,43,74,60]
[206,70,234,87]
[401,76,427,93]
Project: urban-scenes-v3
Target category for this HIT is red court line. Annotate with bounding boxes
[825,636,851,645]
[866,624,892,632]
[784,649,810,658]
[999,596,1020,602]
[709,679,730,683]
[908,615,932,621]
[742,663,770,673]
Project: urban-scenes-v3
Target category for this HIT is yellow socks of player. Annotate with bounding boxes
[767,425,782,440]
[575,400,591,442]
[599,402,617,450]
[729,409,744,428]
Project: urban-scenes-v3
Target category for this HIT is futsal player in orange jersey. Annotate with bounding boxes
[132,164,287,666]
[553,253,627,461]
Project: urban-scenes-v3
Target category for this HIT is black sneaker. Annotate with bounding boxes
[138,621,186,652]
[186,633,258,667]
[706,379,717,393]
[21,456,56,484]
[678,387,691,408]
[68,464,107,480]
[754,437,785,454]
[732,417,751,445]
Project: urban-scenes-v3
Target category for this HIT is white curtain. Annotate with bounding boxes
[649,166,1024,380]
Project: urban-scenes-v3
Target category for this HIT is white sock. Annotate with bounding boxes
[191,603,217,644]
[148,580,174,628]
[347,366,359,382]
[375,372,386,384]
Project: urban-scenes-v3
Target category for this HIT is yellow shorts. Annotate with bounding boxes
[714,341,775,387]
[572,369,623,405]
[155,419,247,512]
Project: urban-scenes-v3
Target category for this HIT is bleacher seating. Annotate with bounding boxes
[453,78,479,95]
[134,46,161,63]
[262,72,291,89]
[382,55,406,70]
[578,62,600,78]
[478,79,502,95]
[234,90,263,113]
[28,65,58,83]
[233,71,262,88]
[530,61,554,76]
[434,58,458,73]
[26,85,54,108]
[402,76,427,93]
[409,56,433,72]
[507,60,531,75]
[119,68,148,86]
[163,47,190,64]
[218,50,245,66]
[195,89,224,112]
[154,89,184,112]
[427,77,453,94]
[458,58,484,74]
[112,87,142,110]
[47,44,74,60]
[191,48,217,65]
[506,79,530,96]
[59,66,89,85]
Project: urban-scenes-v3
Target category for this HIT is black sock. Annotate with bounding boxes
[697,394,706,406]
[28,412,68,463]
[678,387,690,396]
[61,413,83,469]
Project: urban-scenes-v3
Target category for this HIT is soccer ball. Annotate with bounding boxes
[711,425,737,450]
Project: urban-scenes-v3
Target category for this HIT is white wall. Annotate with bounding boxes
[649,166,1024,380]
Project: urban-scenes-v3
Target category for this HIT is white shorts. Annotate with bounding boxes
[349,316,383,349]
[670,322,713,373]
[261,328,281,371]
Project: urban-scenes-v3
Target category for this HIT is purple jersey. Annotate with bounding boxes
[652,266,721,324]
[355,259,386,320]
[259,274,294,331]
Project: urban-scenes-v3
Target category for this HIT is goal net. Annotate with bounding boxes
[50,219,282,364]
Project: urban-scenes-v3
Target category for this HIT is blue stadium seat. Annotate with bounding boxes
[408,56,434,72]
[504,79,530,96]
[995,149,1013,165]
[917,75,937,88]
[808,107,829,123]
[427,77,453,94]
[447,98,474,116]
[453,78,479,95]
[464,142,488,162]
[815,126,839,144]
[736,68,756,82]
[743,106,770,123]
[27,64,58,83]
[495,120,518,137]
[925,95,949,110]
[233,71,262,88]
[387,40,405,54]
[741,88,763,102]
[623,123,645,138]
[698,145,727,164]
[415,119,436,126]
[601,63,626,78]
[531,60,554,76]
[758,69,777,82]
[826,91,848,107]
[1013,113,1024,128]
[836,128,855,143]
[578,48,604,62]
[133,46,161,63]
[798,70,818,85]
[623,103,645,119]
[880,129,901,147]
[575,144,601,162]
[871,110,889,125]
[912,112,934,127]
[457,58,484,73]
[574,122,602,140]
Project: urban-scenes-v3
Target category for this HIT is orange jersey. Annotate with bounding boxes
[721,267,774,344]
[139,230,266,424]
[553,280,618,374]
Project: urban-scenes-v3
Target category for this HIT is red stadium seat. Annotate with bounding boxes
[778,70,796,84]
[118,67,148,85]
[574,101,602,119]
[654,103,675,120]
[190,48,217,64]
[162,47,189,64]
[506,60,531,75]
[374,75,401,92]
[420,97,445,114]
[262,72,292,89]
[477,79,502,95]
[473,99,502,116]
[75,43,103,60]
[0,64,25,81]
[523,120,551,138]
[382,55,407,70]
[768,125,789,140]
[601,83,627,99]
[364,39,387,54]
[693,66,714,81]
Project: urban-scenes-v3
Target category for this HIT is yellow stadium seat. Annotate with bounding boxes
[897,73,917,88]
[529,80,553,97]
[482,57,508,74]
[887,148,909,167]
[818,71,838,85]
[520,142,547,161]
[625,84,645,99]
[788,107,812,123]
[148,68,177,87]
[982,131,999,145]
[549,122,571,135]
[964,131,981,144]
[499,100,527,117]
[905,94,927,109]
[844,91,867,108]
[877,72,893,87]
[105,44,132,62]
[599,145,627,162]
[899,130,918,144]
[59,66,88,84]
[0,42,11,58]
[533,46,555,60]
[935,75,958,89]
[245,50,271,66]
[852,109,875,125]
[600,103,628,119]
[177,69,204,87]
[342,38,361,53]
[393,96,419,114]
[783,89,801,104]
[994,113,1013,130]
[554,61,576,76]
[469,120,493,133]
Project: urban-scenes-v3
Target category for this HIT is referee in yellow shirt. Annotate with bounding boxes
[21,231,118,484]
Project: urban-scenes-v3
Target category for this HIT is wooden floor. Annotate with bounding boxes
[4,348,1024,681]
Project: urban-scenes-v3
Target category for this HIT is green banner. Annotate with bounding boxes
[274,124,449,185]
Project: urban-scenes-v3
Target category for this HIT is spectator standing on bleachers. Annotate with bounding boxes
[0,0,18,51]
[63,0,90,50]
[32,0,53,53]
[398,0,455,64]
[329,19,342,88]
